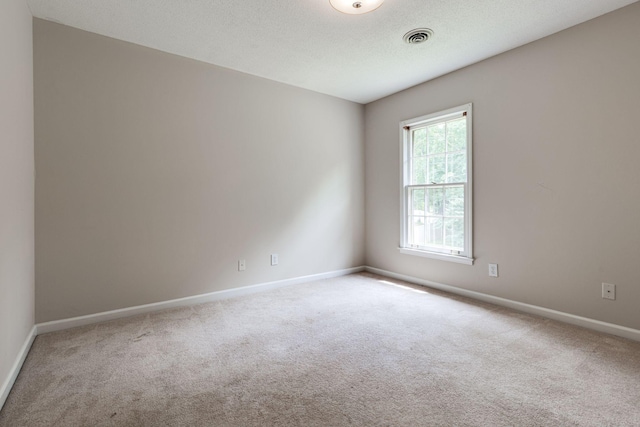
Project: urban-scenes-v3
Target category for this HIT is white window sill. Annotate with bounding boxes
[398,247,474,265]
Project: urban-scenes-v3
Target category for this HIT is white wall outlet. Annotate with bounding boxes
[602,283,615,300]
[488,263,498,277]
[271,254,278,266]
[238,259,246,271]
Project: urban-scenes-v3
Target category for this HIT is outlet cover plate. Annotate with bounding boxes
[488,263,498,277]
[602,283,615,300]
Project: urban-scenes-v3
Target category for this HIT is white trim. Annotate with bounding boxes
[399,103,473,261]
[401,104,469,127]
[398,247,474,265]
[365,266,640,342]
[36,266,365,334]
[0,325,37,411]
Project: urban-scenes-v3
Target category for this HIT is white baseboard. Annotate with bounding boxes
[365,266,640,342]
[36,266,365,335]
[0,325,37,411]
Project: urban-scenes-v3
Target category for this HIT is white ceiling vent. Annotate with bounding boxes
[403,28,434,44]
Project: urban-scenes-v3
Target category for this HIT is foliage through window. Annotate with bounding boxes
[400,104,473,264]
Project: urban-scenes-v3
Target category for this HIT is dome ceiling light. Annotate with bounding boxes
[329,0,384,15]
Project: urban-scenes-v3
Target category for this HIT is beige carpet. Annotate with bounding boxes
[1,273,639,426]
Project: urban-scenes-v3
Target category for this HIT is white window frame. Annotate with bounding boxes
[399,103,474,265]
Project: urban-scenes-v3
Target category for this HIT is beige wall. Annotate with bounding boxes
[0,0,35,398]
[34,20,365,323]
[33,3,640,331]
[365,3,640,330]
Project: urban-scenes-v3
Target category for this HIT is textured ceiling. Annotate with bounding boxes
[27,0,638,104]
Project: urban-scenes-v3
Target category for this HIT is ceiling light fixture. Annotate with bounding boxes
[329,0,384,15]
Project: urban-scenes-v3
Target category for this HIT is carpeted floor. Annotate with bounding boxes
[1,273,639,426]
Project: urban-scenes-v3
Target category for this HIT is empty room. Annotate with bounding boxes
[1,0,639,425]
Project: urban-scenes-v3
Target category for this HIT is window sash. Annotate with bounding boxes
[405,183,467,255]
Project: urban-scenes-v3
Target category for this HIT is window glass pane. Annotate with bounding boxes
[427,123,446,154]
[411,157,426,185]
[411,188,425,216]
[426,217,443,246]
[446,118,466,152]
[411,216,426,246]
[444,218,464,249]
[444,186,464,217]
[412,129,427,157]
[446,152,466,183]
[428,154,445,183]
[426,187,443,215]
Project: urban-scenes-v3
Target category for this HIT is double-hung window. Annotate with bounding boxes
[400,104,473,265]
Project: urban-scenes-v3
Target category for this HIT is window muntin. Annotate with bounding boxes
[401,104,473,261]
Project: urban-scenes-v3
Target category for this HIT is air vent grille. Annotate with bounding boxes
[403,28,434,44]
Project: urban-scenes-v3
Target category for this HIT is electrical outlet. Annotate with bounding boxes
[271,254,278,266]
[602,283,615,300]
[238,259,246,271]
[488,263,498,278]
